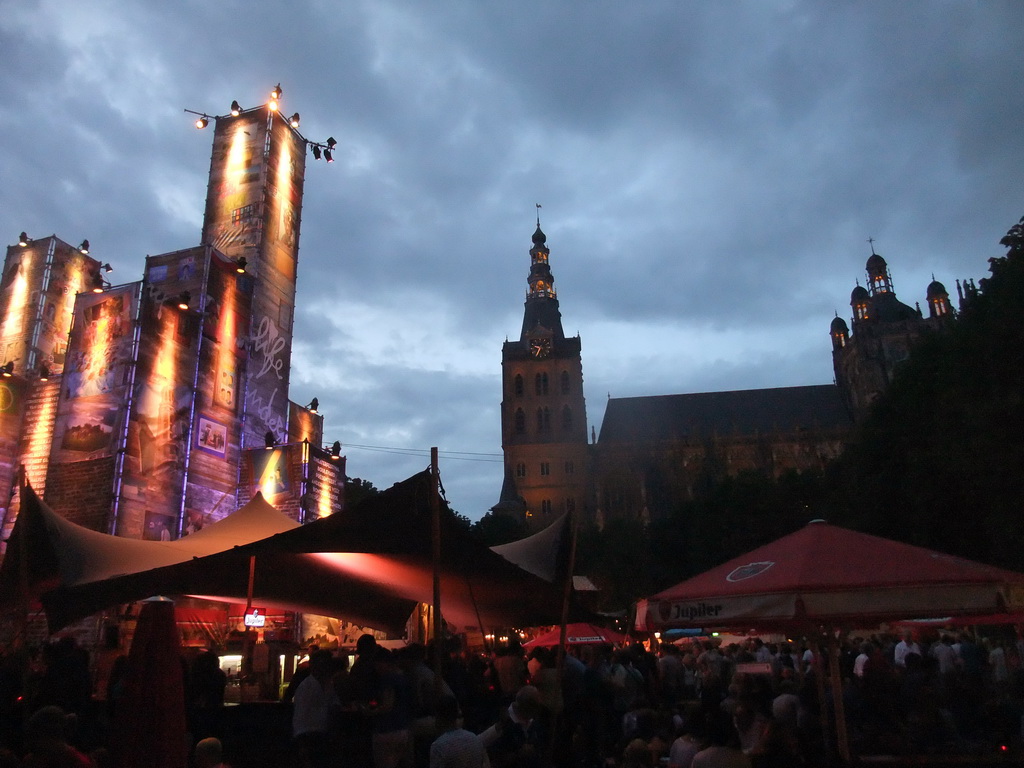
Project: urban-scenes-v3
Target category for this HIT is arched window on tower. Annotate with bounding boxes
[534,372,549,395]
[541,499,552,515]
[560,371,570,394]
[537,407,551,432]
[515,463,526,478]
[927,279,951,318]
[514,409,526,434]
[514,374,524,396]
[562,405,573,431]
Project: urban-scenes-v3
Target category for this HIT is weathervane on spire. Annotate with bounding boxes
[867,237,877,255]
[536,203,542,229]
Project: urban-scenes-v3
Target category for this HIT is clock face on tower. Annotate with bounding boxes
[529,338,552,358]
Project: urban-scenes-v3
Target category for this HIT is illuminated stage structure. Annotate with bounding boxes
[0,102,344,582]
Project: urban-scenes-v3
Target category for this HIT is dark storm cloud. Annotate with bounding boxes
[1,0,1020,516]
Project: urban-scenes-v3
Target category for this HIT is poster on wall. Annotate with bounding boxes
[116,259,204,538]
[51,285,139,463]
[143,509,176,541]
[305,449,343,520]
[195,415,228,458]
[202,111,266,261]
[288,401,322,445]
[37,243,92,373]
[249,446,293,499]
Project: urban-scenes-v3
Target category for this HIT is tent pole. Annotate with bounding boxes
[461,572,488,654]
[547,508,578,767]
[555,507,579,676]
[827,631,851,765]
[431,448,443,698]
[813,636,834,768]
[16,468,29,651]
[243,554,256,677]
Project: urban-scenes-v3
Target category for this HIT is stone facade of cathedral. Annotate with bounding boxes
[496,236,960,529]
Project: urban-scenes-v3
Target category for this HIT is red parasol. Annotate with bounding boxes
[524,622,628,647]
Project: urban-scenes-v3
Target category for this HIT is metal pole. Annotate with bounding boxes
[827,633,851,765]
[243,554,256,677]
[431,448,443,697]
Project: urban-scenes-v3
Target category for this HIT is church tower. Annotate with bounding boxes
[497,220,589,530]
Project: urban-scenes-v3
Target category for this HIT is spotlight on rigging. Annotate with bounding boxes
[18,232,29,247]
[235,257,247,274]
[78,239,90,254]
[265,431,277,450]
[230,100,242,116]
[307,398,319,413]
[101,263,113,273]
[289,112,300,128]
[177,291,191,310]
[330,441,341,460]
[39,364,50,381]
[195,115,209,129]
[91,272,105,293]
[311,145,321,160]
[1,362,13,378]
[323,149,333,163]
[326,137,337,149]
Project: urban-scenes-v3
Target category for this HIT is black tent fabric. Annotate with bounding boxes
[0,485,298,611]
[11,470,582,634]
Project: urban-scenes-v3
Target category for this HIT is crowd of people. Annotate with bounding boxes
[2,626,1024,767]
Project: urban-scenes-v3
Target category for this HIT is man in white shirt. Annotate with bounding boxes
[292,650,339,768]
[429,696,489,768]
[893,631,921,668]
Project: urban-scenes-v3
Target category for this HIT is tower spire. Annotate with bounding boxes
[521,212,564,341]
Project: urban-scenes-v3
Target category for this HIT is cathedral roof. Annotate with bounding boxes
[490,463,527,516]
[866,253,888,275]
[927,279,948,299]
[598,385,851,443]
[869,292,920,322]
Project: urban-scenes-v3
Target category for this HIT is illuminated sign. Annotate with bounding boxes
[243,608,266,628]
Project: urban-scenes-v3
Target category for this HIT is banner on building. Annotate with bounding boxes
[50,284,139,463]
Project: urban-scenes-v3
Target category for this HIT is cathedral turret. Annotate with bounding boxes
[927,277,952,318]
[866,250,892,295]
[830,314,849,352]
[851,284,870,323]
[520,219,566,343]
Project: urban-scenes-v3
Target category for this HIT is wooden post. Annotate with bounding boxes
[555,508,579,676]
[243,554,256,677]
[431,448,443,698]
[813,638,834,768]
[827,633,851,765]
[16,468,29,650]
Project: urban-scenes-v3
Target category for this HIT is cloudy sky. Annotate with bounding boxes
[1,1,1020,519]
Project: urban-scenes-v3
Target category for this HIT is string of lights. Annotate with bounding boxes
[185,83,337,163]
[342,443,503,463]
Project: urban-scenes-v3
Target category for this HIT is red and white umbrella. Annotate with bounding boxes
[524,621,628,647]
[636,520,1024,633]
